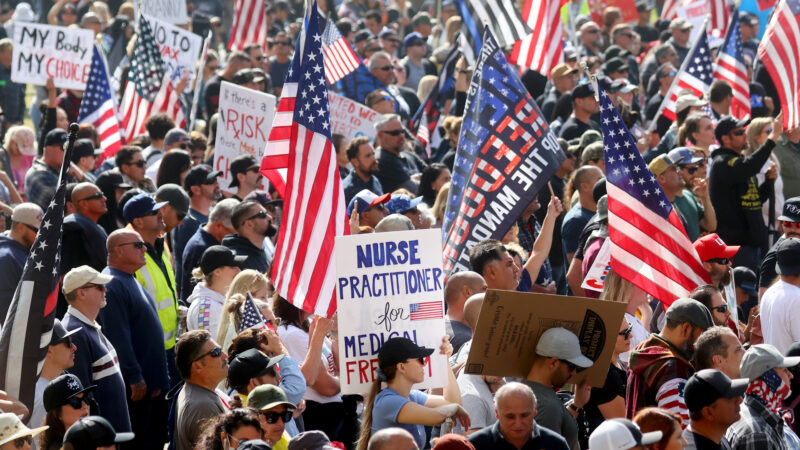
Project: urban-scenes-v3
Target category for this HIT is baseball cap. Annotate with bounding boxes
[647,154,683,176]
[668,147,704,165]
[63,416,134,447]
[385,194,423,214]
[551,63,578,80]
[572,83,595,99]
[233,68,256,85]
[665,298,714,330]
[693,233,740,262]
[62,265,114,295]
[247,384,297,411]
[353,29,373,44]
[11,202,43,228]
[375,214,415,232]
[70,139,102,163]
[378,337,434,369]
[411,12,432,27]
[184,164,223,191]
[347,189,391,215]
[588,418,663,450]
[603,57,628,75]
[570,129,602,156]
[199,245,248,275]
[228,349,284,388]
[0,413,47,447]
[740,344,800,381]
[44,128,68,147]
[684,369,749,412]
[379,28,398,40]
[251,68,267,84]
[535,327,593,368]
[596,195,608,221]
[635,1,651,12]
[775,238,800,275]
[288,431,338,450]
[239,439,273,450]
[675,95,708,114]
[43,374,97,412]
[49,319,80,347]
[229,155,259,188]
[404,31,425,48]
[603,45,630,61]
[670,17,693,30]
[610,79,637,94]
[122,193,168,223]
[155,184,190,217]
[164,128,190,147]
[733,266,757,294]
[777,196,800,222]
[95,171,133,191]
[581,142,604,165]
[714,115,750,142]
[244,190,282,208]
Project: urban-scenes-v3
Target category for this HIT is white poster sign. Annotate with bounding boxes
[146,15,203,85]
[328,93,379,142]
[12,23,94,90]
[140,0,188,24]
[676,0,709,43]
[582,239,612,292]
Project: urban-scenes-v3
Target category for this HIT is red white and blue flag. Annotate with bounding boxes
[270,6,346,318]
[713,12,750,120]
[409,44,460,158]
[758,0,800,130]
[228,0,267,52]
[410,301,444,321]
[321,20,361,85]
[509,0,567,76]
[599,84,710,305]
[239,293,272,332]
[78,45,123,161]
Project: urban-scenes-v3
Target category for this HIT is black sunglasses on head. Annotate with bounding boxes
[261,410,294,424]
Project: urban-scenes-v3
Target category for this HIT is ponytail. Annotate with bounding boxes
[356,364,397,450]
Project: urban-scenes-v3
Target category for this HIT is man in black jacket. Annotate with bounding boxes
[709,114,784,273]
[222,200,273,273]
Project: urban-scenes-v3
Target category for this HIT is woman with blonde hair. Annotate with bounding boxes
[217,269,272,352]
[186,246,245,336]
[431,182,450,228]
[746,116,784,243]
[601,269,652,363]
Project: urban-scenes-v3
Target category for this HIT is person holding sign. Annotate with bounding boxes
[357,336,469,450]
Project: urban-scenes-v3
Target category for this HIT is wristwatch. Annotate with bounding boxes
[568,403,584,414]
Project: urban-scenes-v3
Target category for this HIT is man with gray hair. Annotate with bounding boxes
[368,52,416,119]
[468,382,569,449]
[375,114,427,193]
[367,427,419,450]
[180,198,239,301]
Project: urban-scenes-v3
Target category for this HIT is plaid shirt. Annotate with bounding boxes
[24,159,60,210]
[725,396,800,450]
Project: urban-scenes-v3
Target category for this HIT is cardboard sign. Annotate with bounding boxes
[335,229,449,395]
[12,23,94,90]
[140,0,188,24]
[328,93,378,142]
[676,0,709,42]
[146,15,202,85]
[588,0,638,27]
[465,290,627,387]
[582,239,612,292]
[215,82,276,193]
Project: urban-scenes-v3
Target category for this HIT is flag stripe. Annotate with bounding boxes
[509,0,566,75]
[759,0,800,130]
[229,0,267,52]
[713,12,751,119]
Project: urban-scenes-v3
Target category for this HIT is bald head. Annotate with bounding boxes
[463,292,485,331]
[107,228,141,251]
[494,381,536,411]
[367,427,419,450]
[107,229,146,273]
[444,270,486,314]
[71,182,99,203]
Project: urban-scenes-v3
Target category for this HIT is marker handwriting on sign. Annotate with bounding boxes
[374,301,409,332]
[19,28,88,58]
[356,240,421,268]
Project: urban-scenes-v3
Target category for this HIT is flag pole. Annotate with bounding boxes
[189,30,213,132]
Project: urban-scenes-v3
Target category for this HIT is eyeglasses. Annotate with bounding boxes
[381,129,404,136]
[706,258,731,265]
[58,337,73,348]
[680,165,698,174]
[117,241,146,250]
[783,220,800,228]
[126,160,146,168]
[261,410,294,424]
[247,210,268,221]
[275,41,292,46]
[24,223,38,234]
[77,192,105,202]
[619,325,633,339]
[178,143,190,150]
[11,436,32,449]
[560,359,578,372]
[80,284,106,292]
[365,46,383,53]
[247,166,261,173]
[65,395,90,410]
[193,346,223,362]
[732,129,746,136]
[253,55,264,61]
[711,304,728,313]
[377,65,392,71]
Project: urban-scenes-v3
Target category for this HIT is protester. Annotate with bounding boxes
[39,374,94,450]
[0,412,47,450]
[759,238,800,353]
[193,408,264,450]
[186,245,246,335]
[223,200,273,273]
[692,326,745,379]
[246,385,295,449]
[584,318,631,434]
[30,320,77,431]
[0,202,41,322]
[442,271,486,353]
[61,415,134,450]
[682,369,747,449]
[632,407,687,449]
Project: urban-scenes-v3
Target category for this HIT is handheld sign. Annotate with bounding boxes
[335,229,448,395]
[328,93,378,141]
[465,290,627,387]
[12,23,94,90]
[582,239,612,292]
[215,82,276,193]
[145,15,203,86]
[139,0,188,24]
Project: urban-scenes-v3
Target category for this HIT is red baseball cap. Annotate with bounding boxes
[693,233,740,262]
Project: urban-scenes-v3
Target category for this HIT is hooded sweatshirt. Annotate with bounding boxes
[626,333,694,426]
[186,283,227,336]
[222,234,269,273]
[0,235,27,322]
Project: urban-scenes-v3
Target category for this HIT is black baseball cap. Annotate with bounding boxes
[95,171,133,191]
[684,369,748,412]
[48,319,80,347]
[199,245,247,275]
[243,190,283,208]
[353,29,373,44]
[603,57,628,75]
[778,196,800,222]
[233,68,256,85]
[228,348,284,387]
[43,374,96,412]
[70,139,103,163]
[776,238,800,276]
[63,416,134,448]
[229,155,259,188]
[733,266,757,294]
[184,164,222,191]
[377,337,434,370]
[714,115,750,142]
[572,83,595,99]
[44,128,68,147]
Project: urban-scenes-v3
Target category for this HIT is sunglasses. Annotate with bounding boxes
[126,160,146,168]
[247,210,268,221]
[193,346,223,362]
[706,258,731,265]
[65,395,90,410]
[619,325,633,339]
[680,165,698,174]
[247,166,261,173]
[80,284,105,292]
[253,55,264,61]
[117,241,146,250]
[381,129,404,136]
[560,359,578,372]
[178,143,190,150]
[77,192,105,202]
[58,336,73,347]
[377,65,393,71]
[261,410,294,424]
[732,129,746,136]
[783,220,800,228]
[711,304,728,313]
[177,212,186,222]
[24,223,38,234]
[11,436,32,449]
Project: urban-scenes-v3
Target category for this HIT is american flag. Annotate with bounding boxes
[239,293,270,332]
[758,0,800,130]
[270,6,346,318]
[0,127,75,410]
[321,20,361,85]
[713,12,750,120]
[120,15,185,139]
[456,0,530,62]
[660,0,681,22]
[509,0,567,76]
[409,44,459,158]
[228,0,267,52]
[599,84,710,305]
[652,26,713,123]
[78,45,122,161]
[661,0,729,35]
[409,301,444,321]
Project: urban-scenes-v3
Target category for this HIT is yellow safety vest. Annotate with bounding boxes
[135,250,179,350]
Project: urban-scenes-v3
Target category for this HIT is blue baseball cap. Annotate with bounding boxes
[403,31,425,49]
[385,194,423,214]
[667,147,703,165]
[122,193,167,223]
[347,189,391,216]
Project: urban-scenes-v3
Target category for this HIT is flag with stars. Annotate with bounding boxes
[239,293,271,332]
[713,12,750,120]
[270,4,346,318]
[409,44,459,158]
[0,127,76,410]
[78,44,123,161]
[652,25,713,122]
[321,19,361,85]
[441,27,564,275]
[599,84,710,306]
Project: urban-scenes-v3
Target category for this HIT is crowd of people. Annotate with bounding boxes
[0,0,796,449]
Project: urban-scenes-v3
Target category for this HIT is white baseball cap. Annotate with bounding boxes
[62,266,114,295]
[535,327,593,368]
[589,418,663,450]
[11,202,43,228]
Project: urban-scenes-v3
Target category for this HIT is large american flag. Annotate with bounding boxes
[661,0,729,35]
[321,20,361,85]
[599,85,710,305]
[120,15,185,139]
[652,27,713,123]
[409,44,459,158]
[509,0,567,76]
[0,127,75,410]
[78,45,122,161]
[758,0,800,130]
[713,12,750,120]
[270,6,346,318]
[228,0,267,52]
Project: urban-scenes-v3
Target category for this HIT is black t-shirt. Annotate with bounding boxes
[759,236,784,288]
[558,116,600,141]
[574,220,601,261]
[692,432,725,450]
[584,364,626,433]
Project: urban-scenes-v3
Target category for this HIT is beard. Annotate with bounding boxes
[720,269,732,286]
[265,223,278,238]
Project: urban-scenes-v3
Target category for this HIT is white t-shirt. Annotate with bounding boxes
[456,372,496,431]
[760,280,800,354]
[278,324,342,404]
[620,312,651,364]
[29,376,50,450]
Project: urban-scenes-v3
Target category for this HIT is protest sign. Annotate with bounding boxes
[139,0,188,24]
[12,23,94,90]
[676,0,709,42]
[588,0,637,26]
[465,290,627,387]
[145,15,203,84]
[442,29,565,275]
[582,239,612,292]
[328,93,378,141]
[215,82,276,193]
[335,229,448,395]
